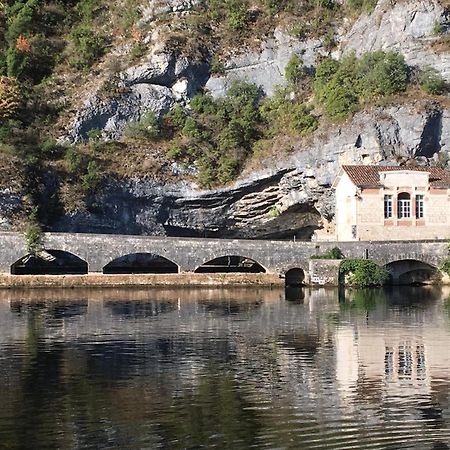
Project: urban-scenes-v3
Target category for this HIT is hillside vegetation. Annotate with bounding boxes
[0,0,449,229]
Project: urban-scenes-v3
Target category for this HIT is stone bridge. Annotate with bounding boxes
[0,233,448,283]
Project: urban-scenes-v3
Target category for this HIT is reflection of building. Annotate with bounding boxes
[332,165,450,241]
[335,325,450,401]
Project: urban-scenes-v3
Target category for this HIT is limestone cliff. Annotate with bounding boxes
[3,0,450,238]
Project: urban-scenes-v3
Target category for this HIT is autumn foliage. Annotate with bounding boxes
[0,76,20,121]
[15,34,31,53]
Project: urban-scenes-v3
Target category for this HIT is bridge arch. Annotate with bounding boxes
[377,253,441,268]
[11,250,88,275]
[384,259,442,285]
[284,268,306,286]
[102,253,179,274]
[194,255,267,273]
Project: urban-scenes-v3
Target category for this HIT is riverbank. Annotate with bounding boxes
[0,273,284,289]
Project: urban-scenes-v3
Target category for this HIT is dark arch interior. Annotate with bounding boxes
[11,250,88,275]
[385,259,441,285]
[195,256,266,273]
[103,253,179,274]
[285,268,305,287]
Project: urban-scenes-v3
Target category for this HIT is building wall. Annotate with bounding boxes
[335,173,358,241]
[335,170,450,241]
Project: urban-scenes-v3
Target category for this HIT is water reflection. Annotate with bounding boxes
[0,286,448,449]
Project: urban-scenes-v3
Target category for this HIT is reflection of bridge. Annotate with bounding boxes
[0,232,449,284]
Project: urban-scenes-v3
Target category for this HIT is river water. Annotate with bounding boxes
[0,286,449,450]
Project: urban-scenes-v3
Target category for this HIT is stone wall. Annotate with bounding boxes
[309,260,341,286]
[0,233,448,282]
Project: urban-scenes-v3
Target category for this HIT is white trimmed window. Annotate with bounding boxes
[398,193,411,219]
[415,195,424,219]
[384,195,393,219]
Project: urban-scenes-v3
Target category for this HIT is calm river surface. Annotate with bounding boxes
[0,286,449,450]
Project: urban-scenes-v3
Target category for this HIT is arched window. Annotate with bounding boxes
[397,193,411,219]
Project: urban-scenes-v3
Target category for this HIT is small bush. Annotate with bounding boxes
[433,20,444,35]
[39,138,66,158]
[311,247,343,259]
[64,147,83,173]
[340,258,389,287]
[226,0,250,31]
[81,160,101,193]
[440,258,450,276]
[124,111,160,141]
[130,42,146,60]
[69,24,105,70]
[357,51,409,97]
[285,54,305,84]
[418,67,447,95]
[24,206,43,255]
[347,0,377,13]
[164,104,187,129]
[290,103,318,134]
[210,55,225,75]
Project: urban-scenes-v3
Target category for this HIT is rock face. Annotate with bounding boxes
[69,84,176,142]
[206,29,324,97]
[341,0,450,79]
[0,189,21,231]
[54,101,450,239]
[53,0,450,239]
[66,0,450,142]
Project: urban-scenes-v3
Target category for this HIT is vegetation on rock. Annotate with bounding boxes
[0,0,449,229]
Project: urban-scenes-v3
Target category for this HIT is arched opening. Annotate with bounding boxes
[285,268,305,286]
[397,192,411,219]
[103,253,179,274]
[284,268,306,301]
[194,256,266,273]
[11,250,88,275]
[385,259,441,285]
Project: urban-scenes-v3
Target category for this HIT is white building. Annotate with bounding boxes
[331,165,450,241]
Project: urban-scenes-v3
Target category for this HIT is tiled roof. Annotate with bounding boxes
[341,165,450,188]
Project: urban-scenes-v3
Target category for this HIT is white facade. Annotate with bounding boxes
[332,167,450,242]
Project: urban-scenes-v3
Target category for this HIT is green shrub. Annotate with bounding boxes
[69,24,105,69]
[440,258,450,276]
[210,55,225,75]
[285,54,305,84]
[311,246,343,259]
[356,51,409,97]
[347,0,377,13]
[314,51,409,119]
[418,67,447,95]
[340,258,389,287]
[39,138,66,158]
[130,42,146,60]
[164,104,187,129]
[290,103,318,134]
[190,93,217,115]
[166,143,185,160]
[182,117,208,140]
[124,111,160,141]
[24,206,43,255]
[81,160,101,193]
[226,0,250,31]
[432,20,444,36]
[64,146,83,173]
